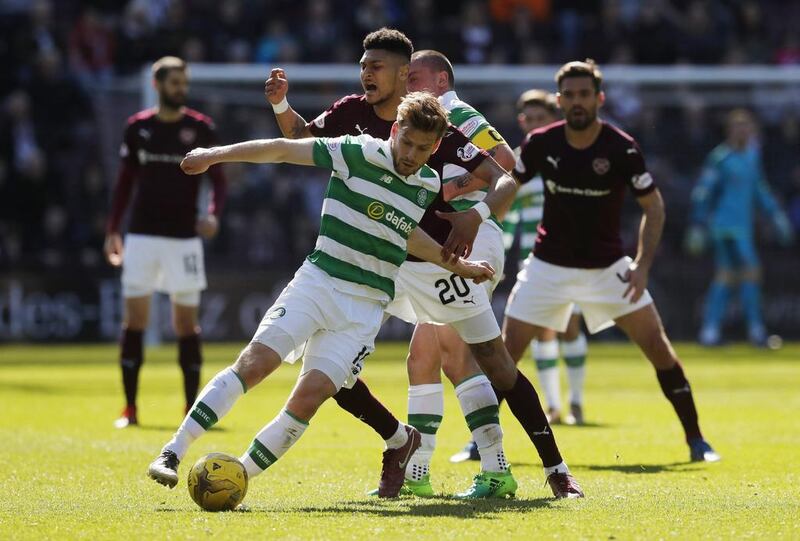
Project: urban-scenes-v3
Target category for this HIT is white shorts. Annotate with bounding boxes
[121,234,207,305]
[251,261,383,391]
[505,255,653,334]
[385,222,503,343]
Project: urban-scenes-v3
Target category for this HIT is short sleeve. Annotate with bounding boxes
[307,96,351,137]
[512,132,539,185]
[312,136,349,174]
[433,126,489,173]
[623,141,656,196]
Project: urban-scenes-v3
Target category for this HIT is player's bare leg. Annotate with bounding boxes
[615,305,720,462]
[465,332,582,498]
[148,343,278,487]
[115,295,150,428]
[172,301,203,413]
[559,314,587,425]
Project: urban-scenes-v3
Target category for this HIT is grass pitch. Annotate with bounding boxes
[1,341,798,540]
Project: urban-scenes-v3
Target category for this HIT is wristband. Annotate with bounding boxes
[473,201,491,221]
[271,97,289,114]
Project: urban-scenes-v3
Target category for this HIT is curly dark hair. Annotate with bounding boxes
[363,27,413,61]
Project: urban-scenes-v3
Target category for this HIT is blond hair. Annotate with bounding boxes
[396,92,449,139]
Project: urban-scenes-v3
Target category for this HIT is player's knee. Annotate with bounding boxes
[469,340,516,390]
[233,343,281,388]
[406,349,440,382]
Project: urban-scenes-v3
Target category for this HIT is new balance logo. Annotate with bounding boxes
[533,425,550,436]
[546,155,560,170]
[379,174,393,184]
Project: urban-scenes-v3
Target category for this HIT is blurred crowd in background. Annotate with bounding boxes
[1,0,799,273]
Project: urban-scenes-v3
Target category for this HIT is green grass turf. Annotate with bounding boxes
[1,342,798,540]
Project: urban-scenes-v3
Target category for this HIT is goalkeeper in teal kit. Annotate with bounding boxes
[686,109,794,346]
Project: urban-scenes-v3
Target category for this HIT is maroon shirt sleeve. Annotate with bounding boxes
[427,125,489,176]
[512,131,541,185]
[307,95,359,137]
[622,140,656,197]
[106,121,140,233]
[200,118,228,217]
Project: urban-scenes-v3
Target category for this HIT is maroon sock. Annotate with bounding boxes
[656,362,702,441]
[494,371,563,468]
[332,379,399,440]
[178,333,202,406]
[120,329,143,407]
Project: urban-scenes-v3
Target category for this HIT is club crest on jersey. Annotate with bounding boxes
[592,157,610,175]
[416,188,428,206]
[266,306,286,320]
[179,128,196,145]
[456,143,478,161]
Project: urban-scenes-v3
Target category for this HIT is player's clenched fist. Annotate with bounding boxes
[265,68,288,105]
[181,148,213,175]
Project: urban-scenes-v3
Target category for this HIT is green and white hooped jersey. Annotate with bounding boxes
[502,146,544,262]
[439,91,507,230]
[310,134,440,304]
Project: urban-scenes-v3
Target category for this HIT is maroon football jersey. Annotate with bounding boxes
[108,108,225,238]
[513,120,656,268]
[307,94,489,259]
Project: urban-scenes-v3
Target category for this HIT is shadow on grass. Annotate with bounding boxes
[572,461,701,474]
[256,496,555,518]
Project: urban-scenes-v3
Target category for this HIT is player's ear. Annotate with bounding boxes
[556,92,563,109]
[597,90,605,108]
[431,137,442,154]
[390,122,398,138]
[398,63,409,82]
[517,112,527,131]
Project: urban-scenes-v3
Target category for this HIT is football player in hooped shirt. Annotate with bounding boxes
[265,29,583,499]
[104,56,227,429]
[504,60,720,463]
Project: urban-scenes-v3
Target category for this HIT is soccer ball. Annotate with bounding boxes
[187,453,248,511]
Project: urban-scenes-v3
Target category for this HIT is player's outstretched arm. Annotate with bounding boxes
[265,68,313,139]
[407,226,495,284]
[181,139,316,174]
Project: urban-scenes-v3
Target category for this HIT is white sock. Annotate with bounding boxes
[544,460,570,478]
[405,384,443,482]
[384,421,409,450]
[533,339,561,412]
[164,367,246,460]
[240,409,308,478]
[562,333,587,406]
[455,374,508,473]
